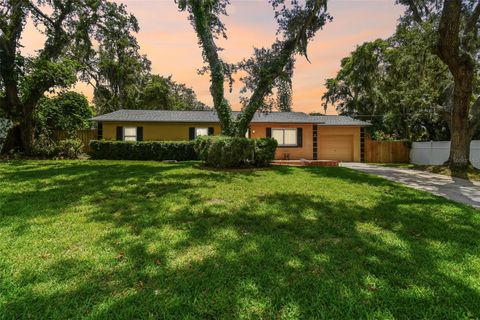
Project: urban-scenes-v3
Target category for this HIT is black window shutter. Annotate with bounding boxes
[297,128,303,147]
[208,127,214,136]
[137,127,143,141]
[97,122,103,140]
[189,127,195,140]
[116,126,123,141]
[266,128,272,138]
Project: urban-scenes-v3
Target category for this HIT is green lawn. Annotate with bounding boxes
[1,161,479,319]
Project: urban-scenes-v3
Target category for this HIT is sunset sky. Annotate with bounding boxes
[24,0,406,114]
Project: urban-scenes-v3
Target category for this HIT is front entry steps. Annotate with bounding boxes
[271,159,340,167]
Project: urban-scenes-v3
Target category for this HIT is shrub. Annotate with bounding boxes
[89,140,197,161]
[194,136,277,168]
[0,118,12,151]
[32,135,83,159]
[253,138,278,167]
[32,134,57,158]
[55,139,83,159]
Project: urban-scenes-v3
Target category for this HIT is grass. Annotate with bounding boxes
[0,160,479,319]
[375,163,480,181]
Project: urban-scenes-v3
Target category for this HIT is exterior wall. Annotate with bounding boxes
[102,121,222,141]
[317,126,361,162]
[250,123,314,160]
[100,121,362,162]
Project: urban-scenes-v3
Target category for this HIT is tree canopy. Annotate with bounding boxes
[34,91,93,137]
[0,0,116,153]
[176,0,331,136]
[396,0,480,170]
[323,23,452,141]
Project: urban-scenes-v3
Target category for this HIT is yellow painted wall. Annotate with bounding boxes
[250,123,314,160]
[317,126,361,162]
[101,121,362,162]
[102,122,222,141]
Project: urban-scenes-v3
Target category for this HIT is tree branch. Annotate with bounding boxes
[189,0,233,134]
[237,0,324,134]
[436,0,462,76]
[466,0,480,35]
[36,0,76,61]
[27,1,56,27]
[405,0,424,23]
[0,1,26,113]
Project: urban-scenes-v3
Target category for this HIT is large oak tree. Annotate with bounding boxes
[399,0,480,170]
[176,0,331,136]
[0,0,135,154]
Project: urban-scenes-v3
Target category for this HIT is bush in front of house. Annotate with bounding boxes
[89,140,197,161]
[32,135,84,159]
[253,138,278,167]
[194,136,277,168]
[56,139,84,159]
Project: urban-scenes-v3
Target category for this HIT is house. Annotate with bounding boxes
[90,110,370,161]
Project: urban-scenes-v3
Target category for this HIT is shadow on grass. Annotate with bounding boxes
[1,161,479,319]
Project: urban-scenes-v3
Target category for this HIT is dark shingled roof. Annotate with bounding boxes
[90,110,370,126]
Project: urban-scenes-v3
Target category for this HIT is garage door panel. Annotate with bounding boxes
[318,135,353,161]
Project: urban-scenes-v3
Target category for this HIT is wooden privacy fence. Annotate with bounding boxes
[53,129,97,153]
[365,138,410,163]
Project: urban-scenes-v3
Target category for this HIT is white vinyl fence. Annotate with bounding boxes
[410,140,480,169]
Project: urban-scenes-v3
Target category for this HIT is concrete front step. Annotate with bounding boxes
[271,159,340,167]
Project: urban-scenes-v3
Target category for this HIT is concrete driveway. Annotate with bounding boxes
[342,162,480,209]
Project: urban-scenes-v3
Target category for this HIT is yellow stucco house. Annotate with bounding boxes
[91,110,370,161]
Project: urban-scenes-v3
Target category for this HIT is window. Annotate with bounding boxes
[272,129,297,146]
[124,127,137,141]
[195,128,209,138]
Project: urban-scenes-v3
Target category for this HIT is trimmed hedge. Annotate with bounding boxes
[89,140,197,161]
[254,137,278,167]
[194,136,277,168]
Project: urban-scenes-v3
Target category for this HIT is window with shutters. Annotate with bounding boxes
[271,129,297,146]
[195,128,209,137]
[123,127,137,141]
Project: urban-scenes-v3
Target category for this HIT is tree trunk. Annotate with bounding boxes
[20,112,35,155]
[2,104,35,155]
[448,77,473,170]
[1,125,21,154]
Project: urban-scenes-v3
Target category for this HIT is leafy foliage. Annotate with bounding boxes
[88,2,209,114]
[139,75,209,111]
[89,140,197,161]
[34,91,93,137]
[396,0,480,169]
[322,23,451,141]
[0,118,11,150]
[194,136,277,168]
[89,1,152,114]
[55,139,84,159]
[176,0,331,135]
[254,137,279,167]
[0,0,128,153]
[32,135,84,159]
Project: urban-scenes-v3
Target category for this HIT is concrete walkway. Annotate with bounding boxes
[342,162,480,209]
